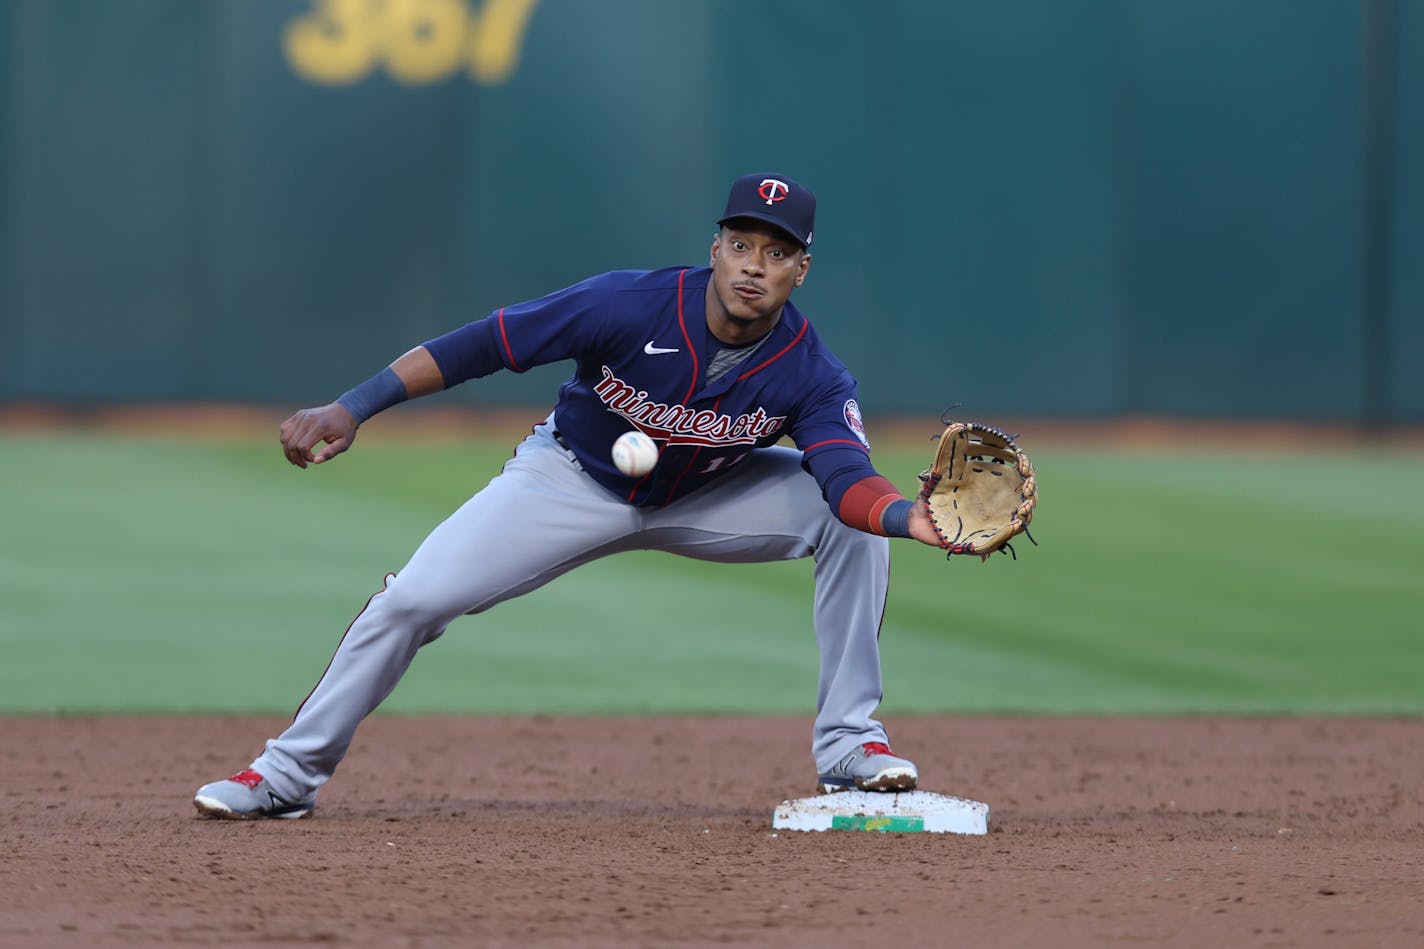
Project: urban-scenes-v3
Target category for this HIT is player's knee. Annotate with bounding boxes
[371,576,451,633]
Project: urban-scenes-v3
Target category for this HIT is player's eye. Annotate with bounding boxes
[732,241,747,251]
[769,249,785,260]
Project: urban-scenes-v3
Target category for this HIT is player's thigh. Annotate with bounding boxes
[390,435,639,615]
[639,446,843,563]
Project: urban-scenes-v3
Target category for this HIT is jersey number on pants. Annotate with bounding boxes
[701,452,749,474]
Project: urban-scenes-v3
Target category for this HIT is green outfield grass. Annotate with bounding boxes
[2,429,1421,716]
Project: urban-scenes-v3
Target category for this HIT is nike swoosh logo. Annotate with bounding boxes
[644,341,680,355]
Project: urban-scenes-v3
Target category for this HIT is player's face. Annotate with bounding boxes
[707,223,810,333]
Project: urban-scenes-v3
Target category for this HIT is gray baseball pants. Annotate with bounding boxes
[252,420,893,801]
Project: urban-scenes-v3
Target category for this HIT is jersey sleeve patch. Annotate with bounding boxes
[843,399,870,448]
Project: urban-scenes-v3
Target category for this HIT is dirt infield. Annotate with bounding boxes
[3,716,1421,947]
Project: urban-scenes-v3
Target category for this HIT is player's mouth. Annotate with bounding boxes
[732,283,765,300]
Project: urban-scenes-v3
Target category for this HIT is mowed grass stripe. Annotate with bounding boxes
[884,450,1424,713]
[1,433,1420,714]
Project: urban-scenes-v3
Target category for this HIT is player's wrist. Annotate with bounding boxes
[336,366,409,424]
[880,499,914,538]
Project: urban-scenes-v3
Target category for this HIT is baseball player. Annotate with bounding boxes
[194,173,946,819]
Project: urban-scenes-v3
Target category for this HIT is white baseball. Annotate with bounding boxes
[611,430,658,477]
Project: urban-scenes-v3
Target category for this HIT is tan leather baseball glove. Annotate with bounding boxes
[917,422,1038,560]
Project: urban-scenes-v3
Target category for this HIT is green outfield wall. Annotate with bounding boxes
[1,0,1418,421]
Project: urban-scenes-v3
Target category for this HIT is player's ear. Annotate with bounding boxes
[794,252,811,287]
[709,233,721,266]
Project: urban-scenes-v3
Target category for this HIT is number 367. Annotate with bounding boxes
[284,0,540,86]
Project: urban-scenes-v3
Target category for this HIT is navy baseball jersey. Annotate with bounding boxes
[424,266,880,511]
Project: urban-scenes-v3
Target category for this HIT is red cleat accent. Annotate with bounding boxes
[228,769,264,791]
[861,742,896,757]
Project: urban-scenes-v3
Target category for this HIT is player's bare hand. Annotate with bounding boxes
[279,403,358,468]
[907,499,944,548]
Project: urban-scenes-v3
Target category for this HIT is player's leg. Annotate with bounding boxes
[195,425,640,817]
[638,446,914,792]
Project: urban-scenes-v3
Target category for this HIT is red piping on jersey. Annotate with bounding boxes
[735,316,809,382]
[802,438,870,454]
[625,469,652,504]
[662,395,722,503]
[497,308,523,371]
[675,269,700,401]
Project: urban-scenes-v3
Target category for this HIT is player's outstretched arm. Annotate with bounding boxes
[279,346,446,469]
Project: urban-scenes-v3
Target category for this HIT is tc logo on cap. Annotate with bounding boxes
[718,172,814,247]
[758,179,790,205]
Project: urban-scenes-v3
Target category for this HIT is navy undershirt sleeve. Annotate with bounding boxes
[804,445,880,510]
[423,319,507,387]
[804,444,914,537]
[422,272,626,387]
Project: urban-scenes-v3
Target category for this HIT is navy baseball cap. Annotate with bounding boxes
[717,173,815,248]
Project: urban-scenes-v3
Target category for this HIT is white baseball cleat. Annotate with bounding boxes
[193,769,315,820]
[817,742,919,794]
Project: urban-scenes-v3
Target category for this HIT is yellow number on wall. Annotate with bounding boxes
[284,0,380,85]
[467,0,539,84]
[284,0,539,87]
[383,0,468,85]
